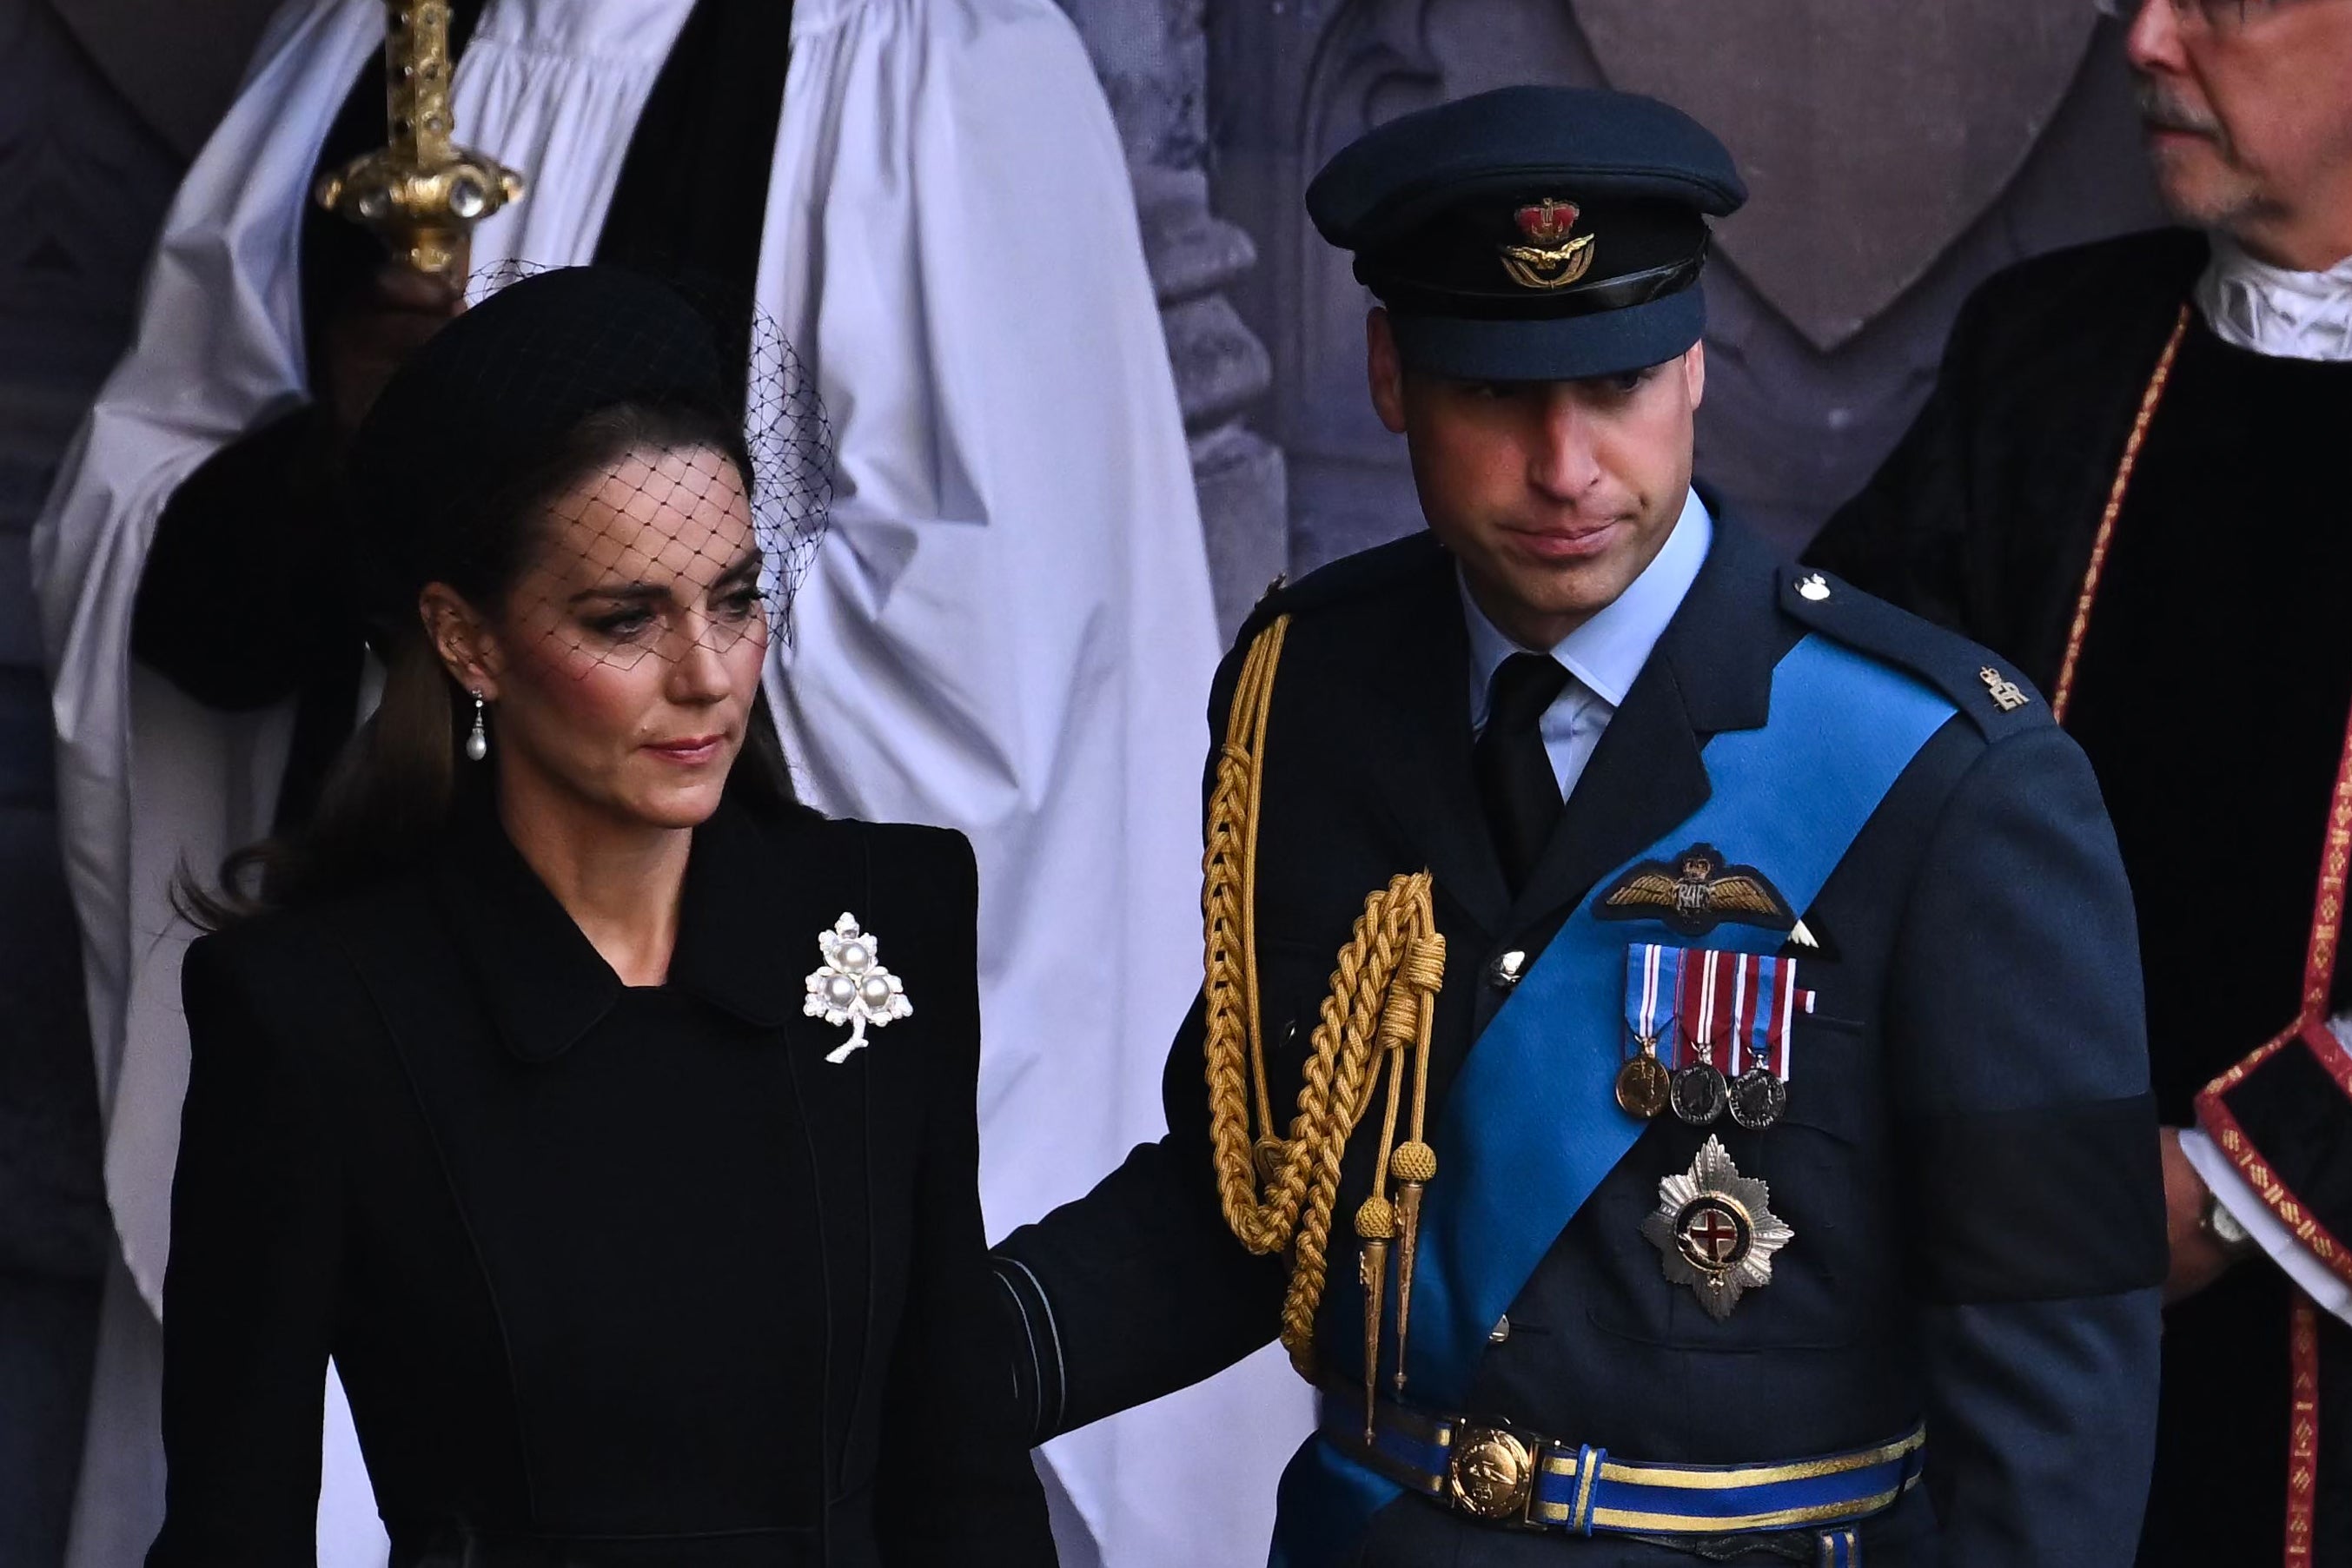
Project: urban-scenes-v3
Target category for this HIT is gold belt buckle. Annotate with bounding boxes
[1446,1422,1536,1523]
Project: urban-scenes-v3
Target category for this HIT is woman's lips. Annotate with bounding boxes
[646,734,725,766]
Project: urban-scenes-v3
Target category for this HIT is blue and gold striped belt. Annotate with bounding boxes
[1321,1388,1923,1546]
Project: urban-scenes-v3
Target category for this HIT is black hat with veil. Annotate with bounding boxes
[345,263,832,671]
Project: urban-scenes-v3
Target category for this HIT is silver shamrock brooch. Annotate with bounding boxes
[1640,1135,1794,1320]
[803,912,911,1063]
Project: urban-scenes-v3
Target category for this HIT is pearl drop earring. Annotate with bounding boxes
[465,691,487,762]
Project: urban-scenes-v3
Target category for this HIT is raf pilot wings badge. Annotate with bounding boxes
[1594,843,1795,939]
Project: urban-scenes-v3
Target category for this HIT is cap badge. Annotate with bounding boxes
[1501,197,1596,292]
[1642,1135,1793,1320]
[804,911,911,1063]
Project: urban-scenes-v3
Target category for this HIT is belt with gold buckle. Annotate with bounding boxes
[1318,1387,1924,1541]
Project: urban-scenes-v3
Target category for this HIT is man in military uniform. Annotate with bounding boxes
[993,86,2167,1565]
[1805,3,2352,1561]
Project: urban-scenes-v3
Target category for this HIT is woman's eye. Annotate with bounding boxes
[716,586,761,621]
[587,608,655,639]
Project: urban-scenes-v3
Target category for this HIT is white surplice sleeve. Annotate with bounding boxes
[31,0,376,1304]
[761,0,1222,1233]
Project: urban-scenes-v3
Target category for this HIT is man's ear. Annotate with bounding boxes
[1367,307,1408,434]
[1681,340,1706,412]
[418,584,501,698]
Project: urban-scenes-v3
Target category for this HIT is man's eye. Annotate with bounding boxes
[1607,368,1652,394]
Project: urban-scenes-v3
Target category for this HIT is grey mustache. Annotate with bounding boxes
[2134,77,2223,136]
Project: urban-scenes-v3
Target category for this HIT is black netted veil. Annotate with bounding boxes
[348,263,831,668]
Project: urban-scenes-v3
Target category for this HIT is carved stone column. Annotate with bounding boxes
[1062,0,1289,638]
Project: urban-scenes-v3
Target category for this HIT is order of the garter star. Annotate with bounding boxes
[805,913,911,1063]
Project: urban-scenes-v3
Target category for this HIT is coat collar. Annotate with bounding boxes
[1508,516,1795,929]
[433,792,813,1063]
[1343,515,1791,943]
[1458,488,1713,715]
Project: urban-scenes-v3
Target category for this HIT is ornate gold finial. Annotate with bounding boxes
[313,2,526,281]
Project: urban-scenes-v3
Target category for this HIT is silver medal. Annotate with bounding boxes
[1640,1135,1794,1320]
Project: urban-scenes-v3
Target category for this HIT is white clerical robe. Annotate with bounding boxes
[32,0,1307,1562]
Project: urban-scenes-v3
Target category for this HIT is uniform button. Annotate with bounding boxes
[1488,1315,1512,1344]
[1488,950,1527,991]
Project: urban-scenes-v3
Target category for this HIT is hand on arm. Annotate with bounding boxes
[2160,1125,2248,1304]
[319,265,464,438]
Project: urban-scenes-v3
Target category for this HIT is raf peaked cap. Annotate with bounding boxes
[1307,85,1747,381]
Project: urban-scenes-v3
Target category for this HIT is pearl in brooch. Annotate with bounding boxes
[805,912,911,1063]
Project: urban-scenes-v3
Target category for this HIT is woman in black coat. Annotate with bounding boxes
[150,267,1056,1568]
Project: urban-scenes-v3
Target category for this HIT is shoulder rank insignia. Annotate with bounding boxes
[1595,843,1793,938]
[1641,1135,1793,1320]
[1978,666,2031,712]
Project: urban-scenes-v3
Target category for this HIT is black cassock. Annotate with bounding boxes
[1809,227,2352,1567]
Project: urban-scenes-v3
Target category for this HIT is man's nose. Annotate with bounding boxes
[1527,392,1603,500]
[2124,0,2187,75]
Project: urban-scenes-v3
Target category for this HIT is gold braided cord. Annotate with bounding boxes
[1203,614,1446,1379]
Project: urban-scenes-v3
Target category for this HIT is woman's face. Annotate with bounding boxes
[472,442,768,832]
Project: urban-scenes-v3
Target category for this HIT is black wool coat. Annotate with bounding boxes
[149,797,1055,1568]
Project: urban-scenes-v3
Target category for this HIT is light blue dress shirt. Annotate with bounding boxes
[1460,488,1713,801]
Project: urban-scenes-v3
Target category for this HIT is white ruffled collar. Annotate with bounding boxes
[2195,236,2352,363]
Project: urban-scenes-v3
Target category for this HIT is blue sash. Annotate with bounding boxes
[1269,633,1956,1567]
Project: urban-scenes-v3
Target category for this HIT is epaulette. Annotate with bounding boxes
[1775,565,2049,740]
[1233,532,1448,650]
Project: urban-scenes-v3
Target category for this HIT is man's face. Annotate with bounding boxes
[2125,0,2352,265]
[1368,308,1702,650]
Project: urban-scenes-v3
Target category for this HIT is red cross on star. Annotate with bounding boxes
[1683,1205,1744,1267]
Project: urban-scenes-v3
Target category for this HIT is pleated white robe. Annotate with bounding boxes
[32,0,1307,1560]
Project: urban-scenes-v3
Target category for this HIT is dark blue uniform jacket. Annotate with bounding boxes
[997,522,2166,1566]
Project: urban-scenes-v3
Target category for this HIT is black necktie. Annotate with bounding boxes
[1474,652,1572,893]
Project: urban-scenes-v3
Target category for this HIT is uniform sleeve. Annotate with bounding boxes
[1883,724,2166,1568]
[990,995,1289,1440]
[989,638,1288,1442]
[874,834,1057,1565]
[1802,288,1990,637]
[148,933,343,1568]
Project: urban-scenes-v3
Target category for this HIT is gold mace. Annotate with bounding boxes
[314,1,525,281]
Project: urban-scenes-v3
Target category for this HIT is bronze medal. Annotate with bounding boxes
[1615,1051,1672,1120]
[1728,1066,1786,1130]
[1670,1062,1727,1126]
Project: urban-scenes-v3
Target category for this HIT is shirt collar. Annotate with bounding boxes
[2196,235,2352,363]
[1461,487,1714,718]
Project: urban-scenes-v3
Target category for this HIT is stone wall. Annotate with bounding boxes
[1062,0,1289,637]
